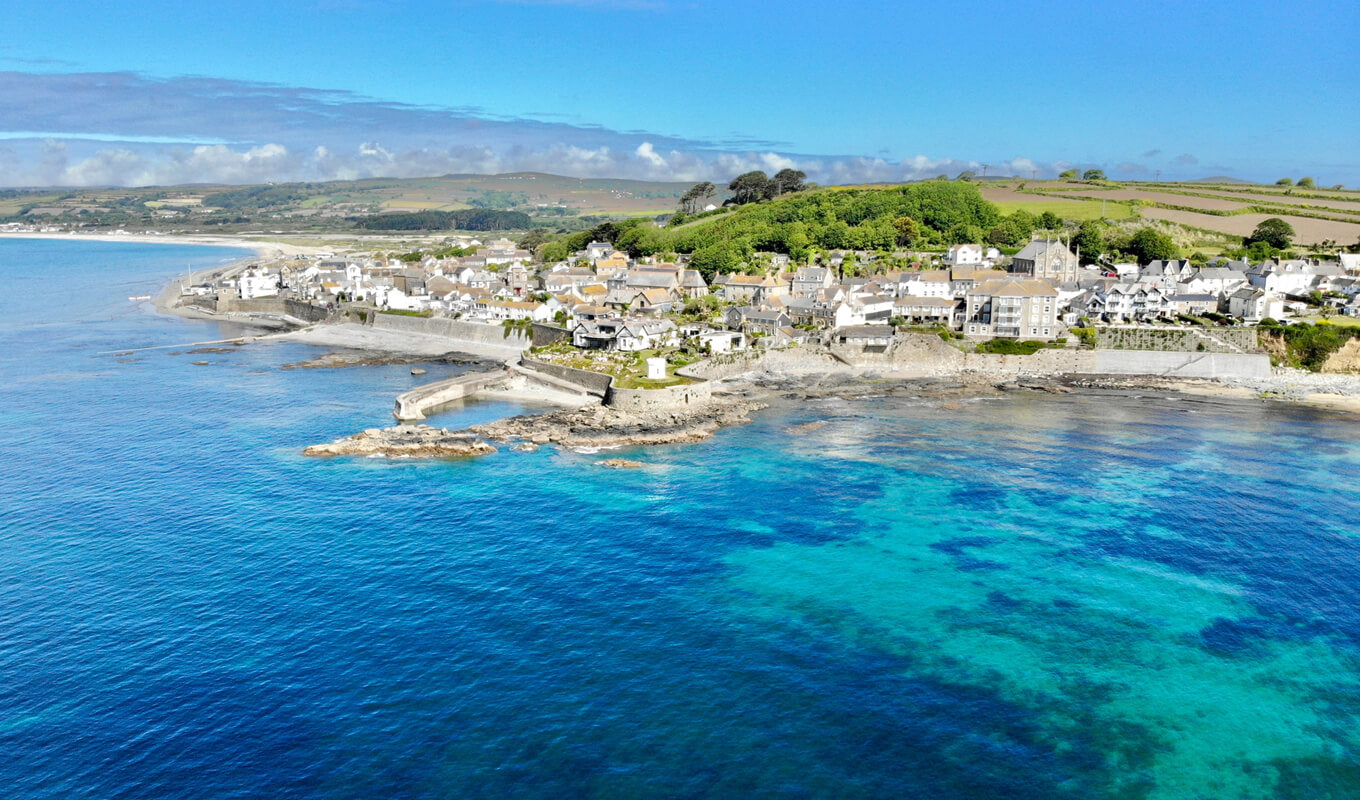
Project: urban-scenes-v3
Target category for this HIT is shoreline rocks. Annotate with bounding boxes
[282,350,488,370]
[304,425,496,458]
[471,394,768,447]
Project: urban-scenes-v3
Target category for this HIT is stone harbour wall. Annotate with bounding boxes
[605,380,714,412]
[370,314,531,351]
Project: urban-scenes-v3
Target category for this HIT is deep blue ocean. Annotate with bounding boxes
[2,238,1359,799]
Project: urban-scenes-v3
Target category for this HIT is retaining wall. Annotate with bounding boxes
[531,323,572,348]
[1098,326,1258,354]
[519,358,614,398]
[370,314,531,351]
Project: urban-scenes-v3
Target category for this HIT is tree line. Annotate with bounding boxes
[676,169,809,213]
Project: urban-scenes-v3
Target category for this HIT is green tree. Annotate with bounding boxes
[956,170,976,182]
[821,219,851,249]
[945,222,985,245]
[987,218,1026,246]
[1246,217,1295,249]
[785,221,812,262]
[1246,240,1280,261]
[1082,169,1107,181]
[678,181,717,213]
[689,242,741,280]
[1059,169,1078,180]
[987,212,1035,246]
[1297,177,1316,189]
[518,227,552,252]
[1276,177,1294,186]
[728,171,774,205]
[1126,228,1178,263]
[1073,220,1105,264]
[771,169,808,196]
[537,240,570,263]
[893,216,922,248]
[1037,211,1062,229]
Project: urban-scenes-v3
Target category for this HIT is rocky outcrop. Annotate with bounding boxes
[1322,339,1360,374]
[471,394,768,447]
[304,426,496,458]
[282,351,487,369]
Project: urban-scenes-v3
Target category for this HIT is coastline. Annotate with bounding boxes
[0,230,326,319]
[26,229,1352,453]
[0,229,317,259]
[296,348,1360,458]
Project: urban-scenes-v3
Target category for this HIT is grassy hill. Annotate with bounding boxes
[0,173,695,235]
[977,180,1360,246]
[544,177,1358,277]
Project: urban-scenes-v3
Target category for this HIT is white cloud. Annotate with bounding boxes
[635,141,666,168]
[3,135,1101,189]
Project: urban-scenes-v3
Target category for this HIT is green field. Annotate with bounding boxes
[991,198,1138,221]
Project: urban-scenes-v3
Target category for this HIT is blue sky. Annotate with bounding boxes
[2,0,1357,187]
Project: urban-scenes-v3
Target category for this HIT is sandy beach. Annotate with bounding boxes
[0,230,323,259]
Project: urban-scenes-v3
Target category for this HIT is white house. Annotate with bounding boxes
[1246,260,1316,296]
[698,329,746,353]
[1226,287,1286,322]
[237,266,279,300]
[898,270,952,298]
[944,243,984,266]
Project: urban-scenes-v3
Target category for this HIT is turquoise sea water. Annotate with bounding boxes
[2,238,1359,799]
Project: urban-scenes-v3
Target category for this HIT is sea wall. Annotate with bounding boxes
[605,380,714,412]
[679,336,1270,382]
[1091,350,1272,379]
[394,370,511,421]
[960,349,1095,377]
[217,297,331,323]
[369,314,531,351]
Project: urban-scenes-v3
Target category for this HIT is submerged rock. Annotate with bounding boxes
[598,458,643,468]
[304,425,496,459]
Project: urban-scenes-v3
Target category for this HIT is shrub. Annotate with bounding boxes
[976,339,1045,355]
